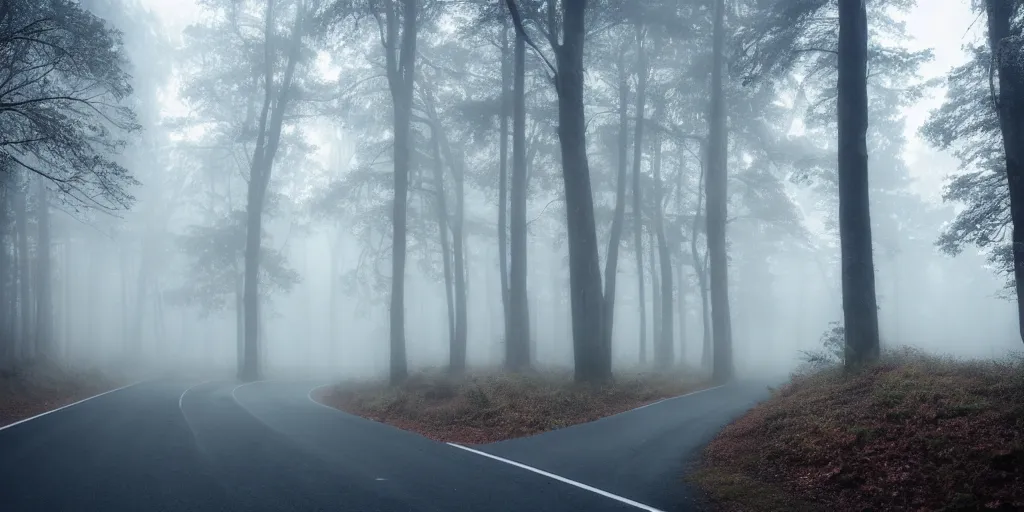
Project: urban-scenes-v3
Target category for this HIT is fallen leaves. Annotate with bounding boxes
[316,367,708,444]
[694,352,1024,512]
[0,363,118,427]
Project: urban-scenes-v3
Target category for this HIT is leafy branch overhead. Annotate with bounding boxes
[0,0,141,210]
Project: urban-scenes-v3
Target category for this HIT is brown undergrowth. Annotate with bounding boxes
[317,367,708,444]
[0,362,119,427]
[693,349,1024,512]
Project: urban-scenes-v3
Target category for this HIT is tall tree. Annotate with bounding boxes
[706,0,733,382]
[600,40,631,362]
[383,0,419,385]
[632,23,650,365]
[505,0,609,382]
[837,0,880,368]
[650,122,673,369]
[507,22,530,370]
[983,0,1024,343]
[240,0,306,381]
[34,179,52,359]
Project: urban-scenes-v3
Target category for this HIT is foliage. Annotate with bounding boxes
[166,210,300,313]
[923,41,1014,286]
[0,0,141,209]
[800,321,845,369]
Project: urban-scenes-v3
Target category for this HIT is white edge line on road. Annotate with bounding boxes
[447,443,666,512]
[306,383,337,410]
[0,380,144,432]
[230,379,269,407]
[178,380,213,414]
[627,384,726,413]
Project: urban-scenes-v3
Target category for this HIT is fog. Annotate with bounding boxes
[1,0,1018,384]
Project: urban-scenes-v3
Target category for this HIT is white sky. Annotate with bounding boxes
[140,0,982,200]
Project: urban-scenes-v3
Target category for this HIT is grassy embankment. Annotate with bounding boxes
[692,349,1024,512]
[0,362,121,427]
[317,367,709,444]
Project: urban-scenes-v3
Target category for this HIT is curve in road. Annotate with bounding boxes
[0,377,774,512]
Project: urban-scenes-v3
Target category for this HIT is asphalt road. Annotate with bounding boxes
[0,377,773,512]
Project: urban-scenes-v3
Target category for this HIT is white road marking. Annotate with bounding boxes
[306,383,335,409]
[627,384,725,412]
[178,380,213,413]
[447,443,667,512]
[230,380,264,404]
[0,381,143,432]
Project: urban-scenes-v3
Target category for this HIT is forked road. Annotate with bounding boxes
[0,378,772,512]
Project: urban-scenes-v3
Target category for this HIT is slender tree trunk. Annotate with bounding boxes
[386,0,418,385]
[241,0,304,382]
[62,237,71,360]
[452,161,468,373]
[675,148,687,365]
[699,251,712,370]
[706,0,733,383]
[649,227,660,360]
[498,0,512,350]
[600,44,631,359]
[430,133,457,357]
[236,274,244,374]
[0,183,10,367]
[651,130,674,369]
[985,0,1024,345]
[329,227,342,360]
[507,28,530,371]
[691,158,712,371]
[838,0,880,368]
[631,24,649,366]
[677,269,687,365]
[34,180,52,360]
[14,178,31,361]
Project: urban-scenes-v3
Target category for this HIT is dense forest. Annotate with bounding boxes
[0,0,1020,386]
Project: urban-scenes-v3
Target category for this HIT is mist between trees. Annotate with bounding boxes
[0,0,1020,383]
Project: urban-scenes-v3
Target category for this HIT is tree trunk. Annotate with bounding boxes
[329,227,342,361]
[386,0,417,385]
[62,236,71,359]
[34,180,52,360]
[504,0,605,381]
[14,178,31,361]
[985,0,1024,345]
[706,0,733,383]
[556,0,608,382]
[631,23,649,366]
[691,157,712,371]
[241,0,304,382]
[430,132,457,359]
[649,227,660,361]
[507,28,530,371]
[675,147,687,365]
[651,130,674,370]
[677,268,687,365]
[838,0,880,368]
[451,158,468,374]
[236,273,244,374]
[0,182,10,367]
[497,0,512,351]
[600,43,631,359]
